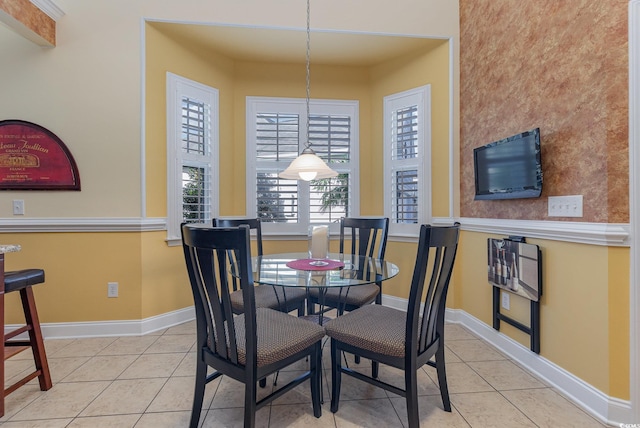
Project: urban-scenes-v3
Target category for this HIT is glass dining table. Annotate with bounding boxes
[251,252,399,325]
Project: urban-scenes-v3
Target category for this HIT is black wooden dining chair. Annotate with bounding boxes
[213,218,306,316]
[325,223,460,428]
[308,217,389,315]
[182,224,325,428]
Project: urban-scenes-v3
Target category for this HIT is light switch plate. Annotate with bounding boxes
[501,292,510,311]
[548,195,583,217]
[107,282,118,298]
[12,200,24,215]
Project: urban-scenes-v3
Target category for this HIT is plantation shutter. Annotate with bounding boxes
[391,105,419,224]
[181,97,211,224]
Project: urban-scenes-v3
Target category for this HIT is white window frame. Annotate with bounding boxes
[246,96,360,235]
[166,72,219,243]
[383,85,432,236]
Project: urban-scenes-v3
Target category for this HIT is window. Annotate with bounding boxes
[247,97,359,234]
[166,73,219,242]
[384,86,431,235]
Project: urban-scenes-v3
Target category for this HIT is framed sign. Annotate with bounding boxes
[0,120,80,190]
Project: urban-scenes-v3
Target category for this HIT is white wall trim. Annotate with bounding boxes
[0,217,166,233]
[29,0,65,21]
[435,217,630,247]
[6,307,195,339]
[628,0,640,422]
[0,216,628,249]
[381,294,633,425]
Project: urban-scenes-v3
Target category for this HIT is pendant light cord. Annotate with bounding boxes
[305,0,311,151]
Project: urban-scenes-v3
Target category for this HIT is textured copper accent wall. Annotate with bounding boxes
[460,0,628,222]
[0,0,55,46]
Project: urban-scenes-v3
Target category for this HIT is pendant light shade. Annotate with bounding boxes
[279,148,339,181]
[278,0,339,182]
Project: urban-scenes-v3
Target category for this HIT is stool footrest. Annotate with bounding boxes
[4,325,31,341]
[4,345,30,360]
[4,370,44,396]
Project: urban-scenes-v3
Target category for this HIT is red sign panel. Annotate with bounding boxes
[0,120,80,190]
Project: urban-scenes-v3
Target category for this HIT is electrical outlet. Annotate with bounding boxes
[12,200,24,215]
[501,292,510,311]
[107,282,118,298]
[548,195,583,217]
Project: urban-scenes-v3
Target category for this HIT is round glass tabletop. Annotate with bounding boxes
[252,252,399,288]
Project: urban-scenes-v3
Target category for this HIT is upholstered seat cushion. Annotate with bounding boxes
[232,308,325,367]
[309,283,379,307]
[4,269,45,293]
[325,304,407,358]
[230,285,307,313]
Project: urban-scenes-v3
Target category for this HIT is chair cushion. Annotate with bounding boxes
[309,283,379,307]
[234,308,325,367]
[230,285,307,313]
[325,304,406,358]
[4,269,45,293]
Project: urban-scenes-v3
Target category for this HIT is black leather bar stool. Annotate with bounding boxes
[4,269,52,397]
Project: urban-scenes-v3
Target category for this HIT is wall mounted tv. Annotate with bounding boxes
[473,128,542,200]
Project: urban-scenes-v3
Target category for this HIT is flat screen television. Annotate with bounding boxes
[473,128,542,200]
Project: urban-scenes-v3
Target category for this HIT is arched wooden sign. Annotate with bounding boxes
[0,120,80,190]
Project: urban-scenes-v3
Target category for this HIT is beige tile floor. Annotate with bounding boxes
[0,321,608,427]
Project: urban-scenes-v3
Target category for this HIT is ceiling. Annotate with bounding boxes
[149,22,446,67]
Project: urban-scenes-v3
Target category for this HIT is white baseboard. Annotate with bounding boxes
[381,294,633,425]
[5,306,195,339]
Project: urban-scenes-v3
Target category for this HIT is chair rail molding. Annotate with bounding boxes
[0,217,166,233]
[432,217,630,247]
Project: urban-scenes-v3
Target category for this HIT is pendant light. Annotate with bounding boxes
[279,0,338,181]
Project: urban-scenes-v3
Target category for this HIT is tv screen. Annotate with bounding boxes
[474,128,542,200]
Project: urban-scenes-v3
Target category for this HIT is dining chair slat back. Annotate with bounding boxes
[214,218,263,256]
[213,218,306,316]
[340,217,389,261]
[309,217,389,315]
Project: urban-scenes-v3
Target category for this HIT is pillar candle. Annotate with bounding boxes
[310,225,328,259]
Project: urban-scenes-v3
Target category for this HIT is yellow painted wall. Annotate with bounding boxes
[140,231,191,318]
[141,23,240,318]
[5,233,142,323]
[366,41,453,302]
[145,22,237,217]
[370,40,451,218]
[608,246,630,399]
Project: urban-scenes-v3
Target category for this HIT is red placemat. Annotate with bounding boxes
[286,259,345,271]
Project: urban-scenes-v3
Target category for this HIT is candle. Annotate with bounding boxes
[310,225,328,259]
